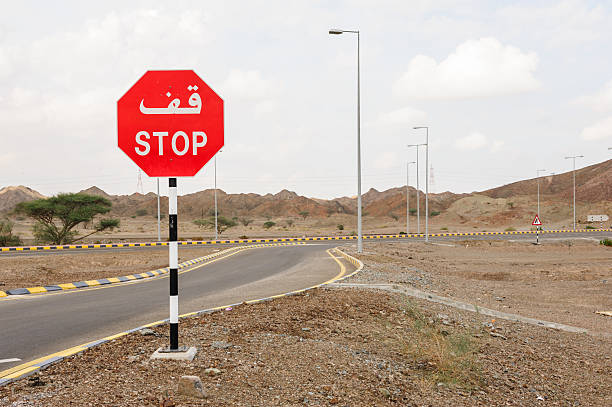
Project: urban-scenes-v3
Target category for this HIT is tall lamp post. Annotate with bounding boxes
[214,155,218,241]
[564,155,584,230]
[407,143,425,234]
[406,161,416,234]
[536,169,546,217]
[414,126,429,242]
[329,28,362,253]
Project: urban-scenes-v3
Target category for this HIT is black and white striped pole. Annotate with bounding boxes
[168,177,179,350]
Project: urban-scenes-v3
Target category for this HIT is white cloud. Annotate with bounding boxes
[455,132,504,152]
[394,37,540,100]
[455,132,488,150]
[499,1,609,46]
[580,116,612,140]
[576,80,612,112]
[377,106,427,126]
[221,69,277,101]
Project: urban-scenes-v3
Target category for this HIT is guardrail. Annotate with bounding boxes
[1,228,610,253]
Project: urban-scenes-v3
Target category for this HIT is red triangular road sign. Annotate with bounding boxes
[532,214,542,226]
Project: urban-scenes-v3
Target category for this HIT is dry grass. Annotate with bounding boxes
[396,299,482,389]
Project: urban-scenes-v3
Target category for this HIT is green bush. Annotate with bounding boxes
[337,224,344,230]
[409,209,417,215]
[0,219,22,247]
[585,225,596,229]
[263,221,276,229]
[505,227,516,231]
[430,211,441,217]
[440,227,448,231]
[601,239,612,247]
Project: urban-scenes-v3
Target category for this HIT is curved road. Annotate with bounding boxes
[0,243,345,372]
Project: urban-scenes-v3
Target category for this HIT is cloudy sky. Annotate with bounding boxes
[1,0,611,199]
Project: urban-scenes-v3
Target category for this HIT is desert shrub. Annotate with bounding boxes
[585,225,596,229]
[440,227,448,230]
[131,215,136,219]
[135,209,148,216]
[601,239,612,247]
[409,208,417,215]
[239,218,253,226]
[15,216,25,221]
[239,235,249,240]
[193,216,237,235]
[507,202,514,209]
[299,211,309,220]
[263,221,276,229]
[505,227,516,231]
[286,219,294,227]
[337,224,344,230]
[399,231,406,235]
[0,219,22,246]
[390,213,399,221]
[430,211,441,217]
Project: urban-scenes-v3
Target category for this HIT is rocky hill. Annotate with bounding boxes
[1,159,610,224]
[0,186,46,213]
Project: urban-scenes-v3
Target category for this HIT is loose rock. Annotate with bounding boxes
[178,375,207,399]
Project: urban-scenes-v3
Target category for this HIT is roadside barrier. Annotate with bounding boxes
[1,228,610,254]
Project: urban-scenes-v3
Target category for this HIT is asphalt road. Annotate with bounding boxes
[0,243,344,371]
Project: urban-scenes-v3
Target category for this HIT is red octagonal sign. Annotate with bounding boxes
[118,70,224,177]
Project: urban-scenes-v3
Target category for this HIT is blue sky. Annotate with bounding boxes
[1,0,611,198]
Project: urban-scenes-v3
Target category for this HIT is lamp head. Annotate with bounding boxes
[329,29,343,35]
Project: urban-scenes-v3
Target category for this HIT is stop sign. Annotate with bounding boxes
[118,70,224,176]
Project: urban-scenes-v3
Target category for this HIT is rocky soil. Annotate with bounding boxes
[1,243,611,406]
[0,247,218,291]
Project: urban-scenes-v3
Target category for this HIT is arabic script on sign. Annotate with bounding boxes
[139,85,202,115]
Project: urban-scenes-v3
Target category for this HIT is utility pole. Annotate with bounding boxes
[214,155,218,241]
[564,155,584,230]
[536,169,546,217]
[407,144,424,234]
[414,126,429,242]
[156,178,161,241]
[329,28,362,253]
[406,161,416,234]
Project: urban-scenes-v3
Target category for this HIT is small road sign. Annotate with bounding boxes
[587,215,609,222]
[532,215,542,226]
[118,70,224,177]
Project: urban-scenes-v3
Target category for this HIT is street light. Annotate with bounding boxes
[413,126,429,242]
[564,155,584,230]
[407,144,425,234]
[329,28,362,253]
[406,161,416,234]
[536,169,546,217]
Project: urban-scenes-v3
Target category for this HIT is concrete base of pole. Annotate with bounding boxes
[150,346,197,361]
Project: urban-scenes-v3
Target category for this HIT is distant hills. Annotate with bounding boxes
[1,159,610,227]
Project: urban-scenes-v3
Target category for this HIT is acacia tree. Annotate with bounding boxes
[16,193,120,244]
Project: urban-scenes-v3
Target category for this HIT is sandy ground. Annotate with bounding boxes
[11,213,607,245]
[347,239,612,336]
[0,247,218,291]
[1,287,610,406]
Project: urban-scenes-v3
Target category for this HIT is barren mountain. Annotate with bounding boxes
[1,160,610,225]
[0,186,46,213]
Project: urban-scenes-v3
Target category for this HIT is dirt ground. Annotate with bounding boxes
[0,247,218,291]
[348,239,612,336]
[1,287,610,406]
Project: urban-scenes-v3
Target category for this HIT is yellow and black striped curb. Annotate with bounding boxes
[0,243,305,298]
[2,228,610,254]
[0,247,361,386]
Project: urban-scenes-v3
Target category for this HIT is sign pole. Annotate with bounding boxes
[536,226,539,245]
[168,177,179,350]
